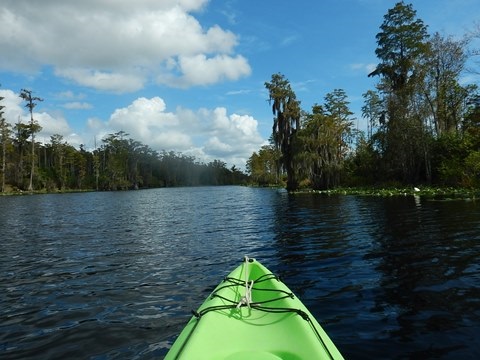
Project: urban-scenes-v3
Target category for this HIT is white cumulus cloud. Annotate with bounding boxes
[0,0,251,92]
[157,54,251,88]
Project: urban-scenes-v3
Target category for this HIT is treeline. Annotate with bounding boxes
[247,2,480,191]
[0,119,248,192]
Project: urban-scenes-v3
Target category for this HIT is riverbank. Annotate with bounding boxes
[0,188,96,196]
[2,185,479,200]
[295,186,480,199]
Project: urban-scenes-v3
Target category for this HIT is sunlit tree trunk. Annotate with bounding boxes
[0,118,10,193]
[0,93,8,192]
[19,89,43,192]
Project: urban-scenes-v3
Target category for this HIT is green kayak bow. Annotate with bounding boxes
[165,257,344,360]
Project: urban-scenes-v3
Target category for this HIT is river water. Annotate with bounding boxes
[1,186,479,359]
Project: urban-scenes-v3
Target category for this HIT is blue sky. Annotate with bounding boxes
[0,0,479,169]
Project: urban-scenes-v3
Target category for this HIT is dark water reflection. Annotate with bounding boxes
[272,194,480,359]
[1,187,479,359]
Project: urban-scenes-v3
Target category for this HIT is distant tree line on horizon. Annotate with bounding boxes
[0,92,248,192]
[247,1,480,191]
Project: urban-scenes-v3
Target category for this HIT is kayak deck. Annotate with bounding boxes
[165,258,344,359]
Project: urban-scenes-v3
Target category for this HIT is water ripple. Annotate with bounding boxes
[1,189,480,359]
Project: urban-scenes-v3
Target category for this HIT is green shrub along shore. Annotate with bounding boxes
[294,186,479,199]
[251,182,479,199]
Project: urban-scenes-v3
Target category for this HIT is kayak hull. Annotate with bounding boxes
[165,258,344,360]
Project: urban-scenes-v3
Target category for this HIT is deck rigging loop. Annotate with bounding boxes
[237,256,255,308]
[236,279,254,308]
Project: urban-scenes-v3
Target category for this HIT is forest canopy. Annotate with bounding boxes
[0,105,248,192]
[248,1,480,191]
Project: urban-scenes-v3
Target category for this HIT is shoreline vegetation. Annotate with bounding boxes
[260,184,479,199]
[294,186,479,199]
[1,184,478,200]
